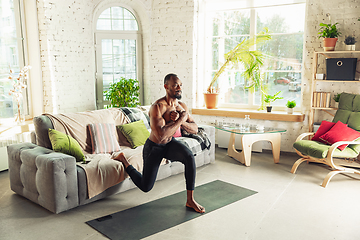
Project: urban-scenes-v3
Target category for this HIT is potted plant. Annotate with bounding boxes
[286,100,296,114]
[204,28,271,109]
[333,93,341,108]
[263,91,283,112]
[318,22,341,51]
[104,77,140,108]
[344,36,356,51]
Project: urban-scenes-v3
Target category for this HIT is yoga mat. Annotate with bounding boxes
[86,180,257,240]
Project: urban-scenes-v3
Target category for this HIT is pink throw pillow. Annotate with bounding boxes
[319,121,360,151]
[312,120,336,142]
[173,127,182,138]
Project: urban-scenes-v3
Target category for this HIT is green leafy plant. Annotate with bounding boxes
[318,22,341,38]
[263,91,283,106]
[333,93,341,102]
[344,36,356,45]
[286,100,296,108]
[104,77,140,108]
[207,28,271,93]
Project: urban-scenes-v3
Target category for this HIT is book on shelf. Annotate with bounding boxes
[312,92,331,108]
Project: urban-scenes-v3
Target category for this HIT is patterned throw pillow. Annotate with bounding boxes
[88,123,121,154]
[48,129,85,162]
[117,120,150,149]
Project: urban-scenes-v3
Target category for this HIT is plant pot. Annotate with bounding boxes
[334,102,339,108]
[345,45,355,51]
[322,38,338,51]
[287,108,294,114]
[204,93,219,109]
[266,106,272,112]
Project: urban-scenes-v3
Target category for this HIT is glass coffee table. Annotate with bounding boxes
[215,124,286,166]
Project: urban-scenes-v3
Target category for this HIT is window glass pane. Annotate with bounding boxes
[96,7,138,30]
[257,4,305,34]
[254,71,302,106]
[221,71,249,104]
[0,0,20,118]
[112,19,123,30]
[111,7,123,19]
[97,19,111,30]
[124,20,138,31]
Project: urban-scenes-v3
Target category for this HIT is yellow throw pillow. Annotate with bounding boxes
[48,129,85,162]
[117,120,150,148]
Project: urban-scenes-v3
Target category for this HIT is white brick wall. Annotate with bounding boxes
[37,0,96,114]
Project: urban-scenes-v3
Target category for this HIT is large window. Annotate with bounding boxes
[95,6,141,109]
[0,0,26,119]
[201,0,305,109]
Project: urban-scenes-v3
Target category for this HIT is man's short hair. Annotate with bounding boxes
[164,73,177,85]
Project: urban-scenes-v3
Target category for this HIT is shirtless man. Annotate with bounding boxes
[113,73,205,213]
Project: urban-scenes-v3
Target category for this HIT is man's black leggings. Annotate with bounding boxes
[125,138,196,192]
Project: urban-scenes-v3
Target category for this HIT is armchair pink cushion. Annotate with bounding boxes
[311,120,335,143]
[319,121,360,150]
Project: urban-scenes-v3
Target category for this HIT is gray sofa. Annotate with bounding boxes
[7,108,215,214]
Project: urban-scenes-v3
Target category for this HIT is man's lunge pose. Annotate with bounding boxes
[112,73,205,213]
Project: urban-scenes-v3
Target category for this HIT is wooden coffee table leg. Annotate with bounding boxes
[227,132,282,166]
[227,132,246,166]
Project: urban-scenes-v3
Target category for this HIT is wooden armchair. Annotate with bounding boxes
[291,92,360,187]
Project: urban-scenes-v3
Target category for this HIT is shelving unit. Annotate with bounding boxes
[309,51,360,132]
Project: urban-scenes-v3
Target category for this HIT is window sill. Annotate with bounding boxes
[191,108,305,122]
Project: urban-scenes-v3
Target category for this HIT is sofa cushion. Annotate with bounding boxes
[88,123,121,154]
[117,120,150,148]
[48,129,85,162]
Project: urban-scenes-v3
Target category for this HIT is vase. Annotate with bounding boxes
[345,45,355,51]
[204,93,219,109]
[287,108,294,114]
[323,38,338,51]
[266,106,272,112]
[13,96,25,124]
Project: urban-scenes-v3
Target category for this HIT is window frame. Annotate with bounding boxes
[0,0,30,122]
[93,4,143,109]
[197,0,306,111]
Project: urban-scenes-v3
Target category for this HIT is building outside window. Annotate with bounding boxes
[94,5,142,109]
[199,0,305,110]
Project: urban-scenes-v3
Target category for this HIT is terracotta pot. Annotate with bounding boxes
[204,93,219,109]
[323,38,338,51]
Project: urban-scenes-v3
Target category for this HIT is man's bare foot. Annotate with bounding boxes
[186,199,205,213]
[112,152,130,168]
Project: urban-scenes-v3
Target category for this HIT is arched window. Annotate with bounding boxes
[94,6,142,109]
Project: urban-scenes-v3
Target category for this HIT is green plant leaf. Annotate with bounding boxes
[104,77,140,108]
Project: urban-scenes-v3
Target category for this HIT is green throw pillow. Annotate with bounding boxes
[48,129,85,162]
[118,120,150,149]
